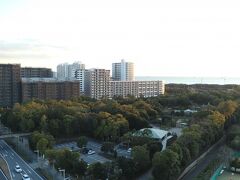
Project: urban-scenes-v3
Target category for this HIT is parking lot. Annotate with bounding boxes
[54,141,80,152]
[54,140,111,165]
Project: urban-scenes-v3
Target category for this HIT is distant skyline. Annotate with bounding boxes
[1,0,240,77]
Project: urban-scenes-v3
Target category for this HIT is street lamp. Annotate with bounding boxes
[58,168,66,180]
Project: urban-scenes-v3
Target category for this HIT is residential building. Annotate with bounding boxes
[85,69,110,99]
[0,64,21,107]
[57,62,85,79]
[57,63,69,79]
[110,80,165,98]
[112,59,134,81]
[21,67,53,78]
[21,78,80,102]
[68,62,85,78]
[75,69,85,95]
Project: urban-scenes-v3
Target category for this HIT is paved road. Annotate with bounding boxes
[0,169,8,180]
[0,140,43,180]
[181,139,225,180]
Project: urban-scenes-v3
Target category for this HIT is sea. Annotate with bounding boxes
[135,76,240,85]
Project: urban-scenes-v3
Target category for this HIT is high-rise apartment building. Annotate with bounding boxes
[21,67,53,78]
[0,64,21,107]
[112,59,134,81]
[21,78,80,102]
[57,63,69,79]
[85,69,110,99]
[110,80,165,98]
[68,62,85,78]
[57,62,85,79]
[75,69,85,95]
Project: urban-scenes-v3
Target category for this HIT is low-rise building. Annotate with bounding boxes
[110,80,165,98]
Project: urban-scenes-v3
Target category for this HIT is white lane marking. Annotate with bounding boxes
[12,172,15,178]
[28,169,32,174]
[4,150,7,154]
[10,155,13,159]
[2,141,44,180]
[11,153,14,156]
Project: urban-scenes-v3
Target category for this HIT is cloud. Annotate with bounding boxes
[0,39,67,60]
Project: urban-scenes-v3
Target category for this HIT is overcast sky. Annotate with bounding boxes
[0,0,240,77]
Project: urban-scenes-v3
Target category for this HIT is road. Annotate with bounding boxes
[181,139,225,180]
[0,169,8,180]
[0,140,44,180]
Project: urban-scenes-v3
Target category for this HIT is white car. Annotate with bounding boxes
[15,165,22,173]
[88,150,96,155]
[127,148,132,153]
[22,174,30,180]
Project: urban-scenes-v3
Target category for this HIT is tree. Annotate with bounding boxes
[147,141,163,159]
[54,149,80,174]
[101,142,114,153]
[117,157,136,178]
[217,100,238,119]
[132,146,151,172]
[77,136,88,148]
[88,162,107,180]
[152,149,181,180]
[208,111,226,128]
[45,149,58,166]
[37,138,49,154]
[72,160,87,177]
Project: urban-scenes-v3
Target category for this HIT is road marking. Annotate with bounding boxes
[28,169,32,174]
[2,141,44,180]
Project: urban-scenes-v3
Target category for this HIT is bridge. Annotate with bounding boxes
[0,133,31,139]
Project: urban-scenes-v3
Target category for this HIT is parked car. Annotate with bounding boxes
[15,165,22,173]
[22,174,30,180]
[88,150,96,155]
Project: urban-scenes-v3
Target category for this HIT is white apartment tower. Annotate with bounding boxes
[75,69,85,95]
[112,59,134,81]
[57,62,85,79]
[85,69,110,99]
[57,63,69,79]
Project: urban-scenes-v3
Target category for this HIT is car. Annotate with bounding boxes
[127,148,132,153]
[15,165,22,173]
[82,147,89,154]
[88,150,96,155]
[22,174,30,180]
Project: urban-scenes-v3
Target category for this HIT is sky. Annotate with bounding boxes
[0,0,240,77]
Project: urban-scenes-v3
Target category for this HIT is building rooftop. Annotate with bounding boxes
[21,77,78,83]
[134,128,169,139]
